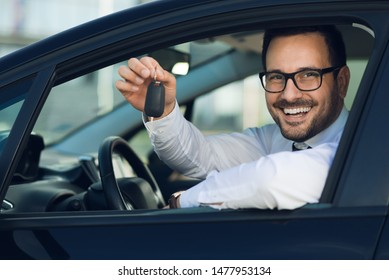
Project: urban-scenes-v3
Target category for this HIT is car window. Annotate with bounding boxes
[33,40,233,146]
[0,77,33,131]
[0,76,35,156]
[9,23,372,214]
[129,55,368,167]
[0,100,24,133]
[34,66,124,144]
[128,25,371,164]
[33,24,371,149]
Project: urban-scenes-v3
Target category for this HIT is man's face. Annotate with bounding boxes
[265,33,348,142]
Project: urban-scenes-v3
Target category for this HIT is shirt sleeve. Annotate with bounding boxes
[144,101,265,179]
[179,142,338,210]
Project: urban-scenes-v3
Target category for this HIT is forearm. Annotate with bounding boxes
[180,143,337,209]
[144,101,217,178]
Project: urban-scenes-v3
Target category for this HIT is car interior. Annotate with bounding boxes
[0,23,374,213]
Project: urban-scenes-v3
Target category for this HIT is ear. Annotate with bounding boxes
[336,65,350,98]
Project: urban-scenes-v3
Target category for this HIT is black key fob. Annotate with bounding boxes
[145,81,165,118]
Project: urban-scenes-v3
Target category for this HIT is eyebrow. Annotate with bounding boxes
[266,66,324,73]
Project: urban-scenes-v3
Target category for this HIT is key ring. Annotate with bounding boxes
[153,66,161,85]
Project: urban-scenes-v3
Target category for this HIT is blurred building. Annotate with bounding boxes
[0,0,150,57]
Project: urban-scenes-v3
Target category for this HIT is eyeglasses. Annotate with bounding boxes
[259,66,343,93]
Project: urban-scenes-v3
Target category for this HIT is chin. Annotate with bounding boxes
[280,124,311,142]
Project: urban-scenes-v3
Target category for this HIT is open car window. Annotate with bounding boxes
[34,40,234,146]
[0,21,375,215]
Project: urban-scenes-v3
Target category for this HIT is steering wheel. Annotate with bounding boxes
[98,136,166,210]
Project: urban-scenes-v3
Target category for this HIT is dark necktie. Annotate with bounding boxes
[292,142,312,151]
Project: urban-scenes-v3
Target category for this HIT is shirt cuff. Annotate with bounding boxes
[143,100,180,139]
[179,171,223,208]
[179,187,201,208]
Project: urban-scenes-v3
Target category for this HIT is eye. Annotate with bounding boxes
[301,70,320,79]
[267,73,284,82]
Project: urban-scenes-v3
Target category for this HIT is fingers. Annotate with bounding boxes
[116,57,165,93]
[116,56,177,115]
[116,66,142,93]
[128,57,165,81]
[128,57,151,80]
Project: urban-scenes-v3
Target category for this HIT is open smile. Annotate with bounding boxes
[280,106,313,125]
[283,106,312,115]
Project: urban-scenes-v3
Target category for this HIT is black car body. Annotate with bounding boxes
[0,0,389,259]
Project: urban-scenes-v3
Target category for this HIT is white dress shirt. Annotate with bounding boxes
[144,102,348,210]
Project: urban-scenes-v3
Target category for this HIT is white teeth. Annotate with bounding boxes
[283,107,311,115]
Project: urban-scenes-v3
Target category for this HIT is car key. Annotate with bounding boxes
[144,67,165,118]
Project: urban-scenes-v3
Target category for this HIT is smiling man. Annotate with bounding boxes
[116,25,350,210]
[262,27,348,144]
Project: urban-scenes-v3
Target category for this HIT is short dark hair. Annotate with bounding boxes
[261,25,347,70]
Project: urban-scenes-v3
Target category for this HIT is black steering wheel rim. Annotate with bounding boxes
[98,136,165,210]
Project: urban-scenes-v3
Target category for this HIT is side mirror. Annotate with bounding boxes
[149,48,190,75]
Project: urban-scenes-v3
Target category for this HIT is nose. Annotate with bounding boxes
[282,77,302,101]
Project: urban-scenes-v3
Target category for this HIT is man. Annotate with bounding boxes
[116,25,350,210]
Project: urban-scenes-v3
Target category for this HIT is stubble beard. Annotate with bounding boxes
[270,89,343,142]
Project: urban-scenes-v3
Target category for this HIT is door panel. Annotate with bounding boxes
[0,206,385,259]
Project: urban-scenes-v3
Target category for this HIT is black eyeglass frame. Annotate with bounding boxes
[259,65,343,93]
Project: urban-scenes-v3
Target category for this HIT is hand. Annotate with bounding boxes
[115,57,177,119]
[163,191,183,209]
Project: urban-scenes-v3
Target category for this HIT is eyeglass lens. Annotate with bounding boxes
[262,69,322,93]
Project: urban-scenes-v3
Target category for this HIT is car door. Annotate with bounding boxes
[333,30,389,259]
[1,0,389,260]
